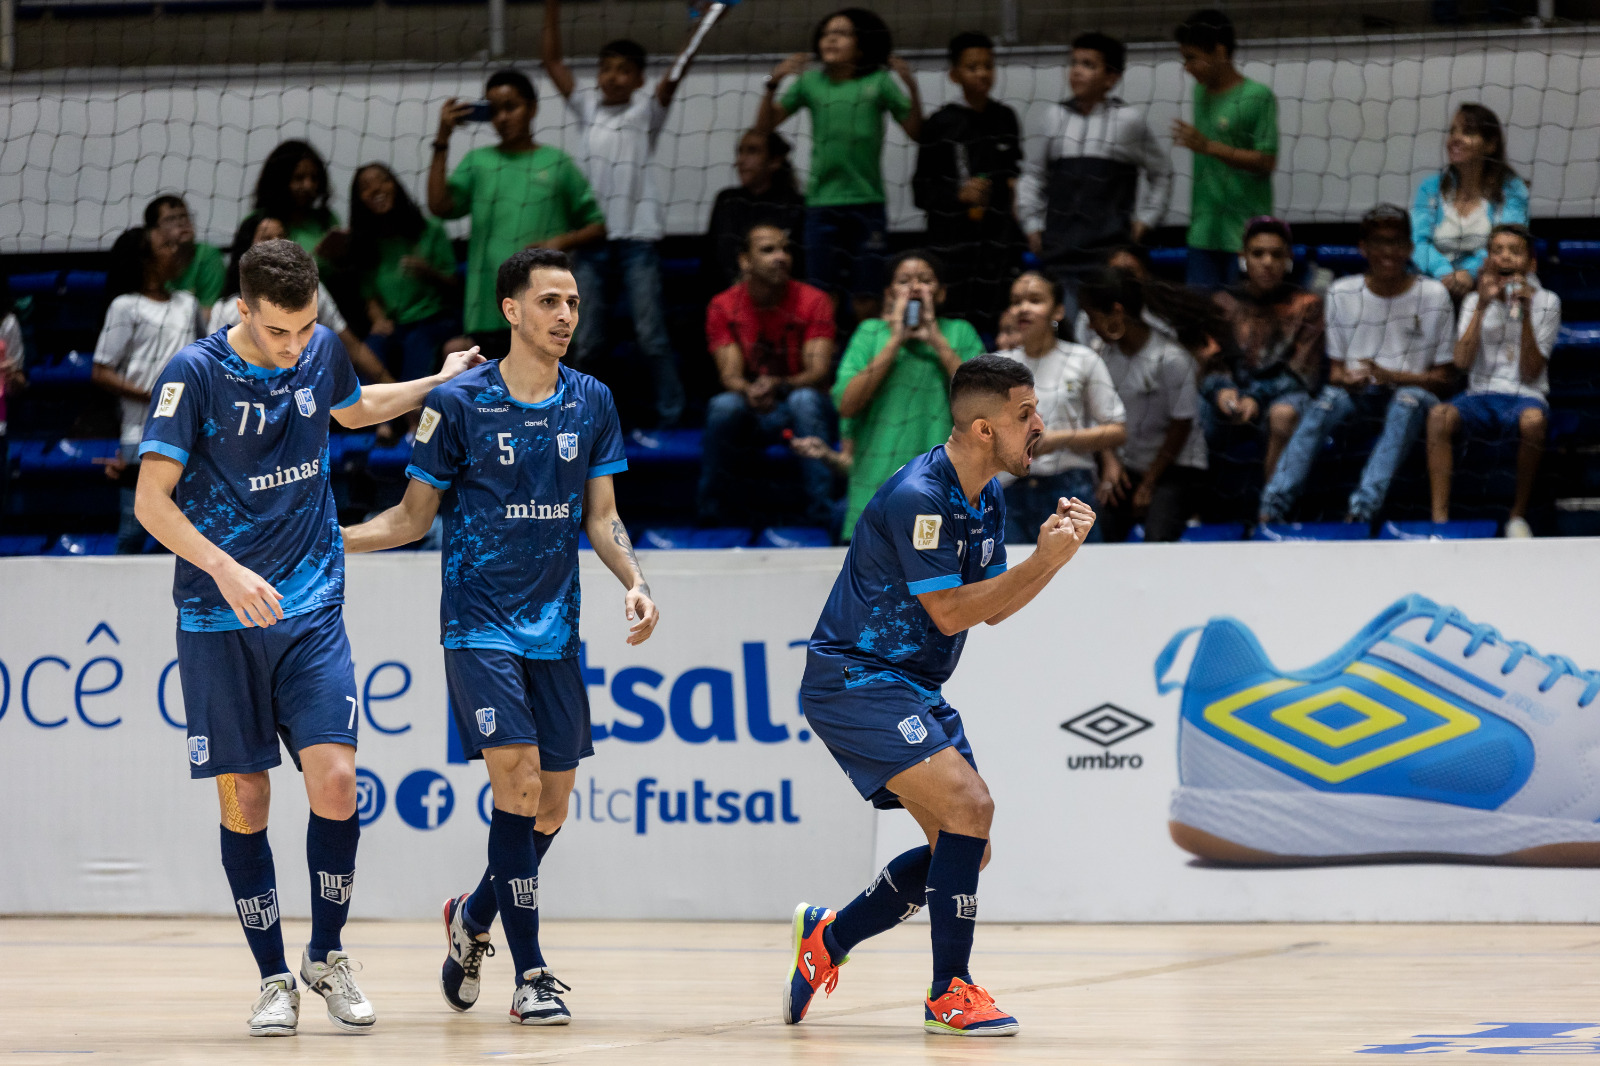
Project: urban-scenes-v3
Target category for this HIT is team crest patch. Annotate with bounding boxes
[188,735,209,766]
[154,381,185,418]
[415,406,440,443]
[557,432,579,462]
[898,715,928,744]
[981,538,994,566]
[237,890,280,930]
[508,876,539,910]
[475,707,496,736]
[913,515,942,550]
[318,871,354,905]
[952,893,978,920]
[294,387,317,417]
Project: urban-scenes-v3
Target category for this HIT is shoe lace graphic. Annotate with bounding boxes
[461,937,495,979]
[253,981,293,1017]
[1423,604,1600,707]
[530,971,572,1001]
[960,982,999,1015]
[312,957,366,1005]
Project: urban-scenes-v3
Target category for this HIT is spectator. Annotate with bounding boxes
[544,0,705,428]
[92,225,207,553]
[1078,268,1208,542]
[1073,244,1175,348]
[0,277,25,522]
[1426,224,1558,537]
[705,130,806,289]
[1018,31,1172,326]
[430,69,606,361]
[347,163,460,383]
[1172,9,1278,290]
[253,140,339,258]
[1259,205,1456,525]
[1208,216,1325,478]
[700,223,837,526]
[146,195,225,308]
[913,31,1023,335]
[993,271,1126,543]
[1413,103,1529,300]
[758,8,924,326]
[833,250,983,539]
[212,214,392,385]
[993,306,1022,353]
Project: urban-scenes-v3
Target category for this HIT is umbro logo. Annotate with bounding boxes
[1061,704,1153,747]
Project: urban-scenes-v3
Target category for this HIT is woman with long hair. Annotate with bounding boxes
[252,140,339,256]
[1412,103,1529,299]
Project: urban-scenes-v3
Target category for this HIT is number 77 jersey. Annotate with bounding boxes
[138,326,362,632]
[404,361,627,659]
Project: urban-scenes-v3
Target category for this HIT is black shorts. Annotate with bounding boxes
[443,648,594,770]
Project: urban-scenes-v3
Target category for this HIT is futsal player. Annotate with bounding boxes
[784,355,1095,1036]
[342,248,660,1025]
[134,239,486,1036]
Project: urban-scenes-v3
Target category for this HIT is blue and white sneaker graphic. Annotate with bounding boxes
[1155,594,1600,864]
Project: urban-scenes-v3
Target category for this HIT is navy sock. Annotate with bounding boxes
[306,811,360,963]
[824,846,932,964]
[925,831,986,997]
[488,809,544,976]
[220,825,288,980]
[462,827,560,934]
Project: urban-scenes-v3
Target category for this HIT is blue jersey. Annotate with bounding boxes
[138,327,361,632]
[405,361,627,658]
[806,446,1007,690]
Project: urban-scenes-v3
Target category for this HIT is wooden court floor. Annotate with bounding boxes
[6,917,1600,1063]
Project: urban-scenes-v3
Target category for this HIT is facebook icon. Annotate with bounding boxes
[396,770,456,830]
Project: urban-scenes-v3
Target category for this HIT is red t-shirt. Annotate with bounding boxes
[705,280,835,380]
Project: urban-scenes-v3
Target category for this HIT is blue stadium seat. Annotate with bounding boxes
[1557,241,1600,266]
[1256,521,1371,541]
[7,271,60,295]
[1314,246,1364,273]
[46,532,118,556]
[1378,520,1498,540]
[755,526,831,548]
[0,534,48,556]
[61,270,107,294]
[8,439,49,470]
[26,350,94,385]
[625,428,702,464]
[328,432,376,466]
[690,528,752,549]
[1179,523,1247,542]
[19,438,118,473]
[637,527,694,550]
[1559,323,1600,350]
[1148,247,1188,268]
[578,530,591,552]
[365,439,411,476]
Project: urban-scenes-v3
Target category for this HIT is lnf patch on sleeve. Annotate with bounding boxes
[415,406,441,443]
[913,514,942,550]
[154,382,185,418]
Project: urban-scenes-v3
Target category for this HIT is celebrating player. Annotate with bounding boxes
[134,238,486,1037]
[784,354,1094,1037]
[342,248,660,1025]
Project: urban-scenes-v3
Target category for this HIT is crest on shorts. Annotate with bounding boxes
[475,707,496,736]
[912,515,942,550]
[294,387,317,417]
[188,735,209,765]
[557,432,579,462]
[154,381,185,418]
[237,889,280,930]
[318,871,354,905]
[508,876,540,910]
[898,715,928,744]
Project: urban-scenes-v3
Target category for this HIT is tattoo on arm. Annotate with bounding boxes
[610,517,649,594]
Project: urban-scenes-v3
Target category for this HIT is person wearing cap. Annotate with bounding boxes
[1259,205,1455,526]
[1205,216,1325,480]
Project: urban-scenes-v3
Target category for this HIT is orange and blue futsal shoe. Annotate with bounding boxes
[780,903,845,1024]
[923,977,1020,1037]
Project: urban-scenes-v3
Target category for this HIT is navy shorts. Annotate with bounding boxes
[176,605,359,779]
[443,649,594,770]
[800,658,976,810]
[1453,392,1547,440]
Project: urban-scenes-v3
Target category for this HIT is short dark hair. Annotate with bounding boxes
[239,238,318,311]
[1490,222,1535,256]
[887,248,947,286]
[1078,266,1145,318]
[950,354,1035,418]
[1072,31,1126,73]
[486,68,537,104]
[496,248,573,307]
[1244,215,1293,246]
[742,221,789,254]
[813,8,892,76]
[1014,270,1066,308]
[143,194,188,230]
[947,31,993,67]
[1360,203,1411,242]
[1175,9,1235,55]
[599,38,647,73]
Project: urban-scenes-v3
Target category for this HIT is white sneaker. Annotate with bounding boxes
[509,968,572,1026]
[249,973,300,1037]
[1505,516,1533,538]
[300,948,376,1032]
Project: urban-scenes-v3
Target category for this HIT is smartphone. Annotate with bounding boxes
[904,298,922,329]
[465,100,493,123]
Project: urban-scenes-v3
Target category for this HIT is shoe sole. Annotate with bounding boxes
[510,1012,573,1026]
[300,977,376,1033]
[780,901,808,1025]
[249,1025,296,1038]
[924,1020,1020,1037]
[440,895,475,1013]
[1171,787,1600,866]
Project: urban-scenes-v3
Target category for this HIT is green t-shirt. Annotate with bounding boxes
[170,242,225,308]
[442,144,606,334]
[832,316,984,539]
[781,69,911,207]
[286,214,338,257]
[1188,78,1278,252]
[360,218,456,326]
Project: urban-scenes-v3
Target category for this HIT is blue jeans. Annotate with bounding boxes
[571,240,685,427]
[1260,385,1437,522]
[698,387,835,525]
[1186,248,1240,290]
[1003,468,1101,544]
[804,204,889,302]
[365,314,459,382]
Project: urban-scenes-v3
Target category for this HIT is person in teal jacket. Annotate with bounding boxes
[1411,103,1528,299]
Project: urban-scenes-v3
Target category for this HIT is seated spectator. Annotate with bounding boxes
[92,225,207,553]
[1413,103,1529,300]
[993,306,1022,353]
[146,195,225,308]
[1427,224,1558,537]
[994,271,1126,543]
[1260,204,1456,525]
[430,69,606,361]
[347,163,460,382]
[706,130,806,290]
[253,140,339,258]
[1077,268,1208,542]
[1207,216,1325,478]
[913,30,1023,335]
[1072,244,1173,348]
[700,224,837,527]
[213,214,392,385]
[833,250,983,539]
